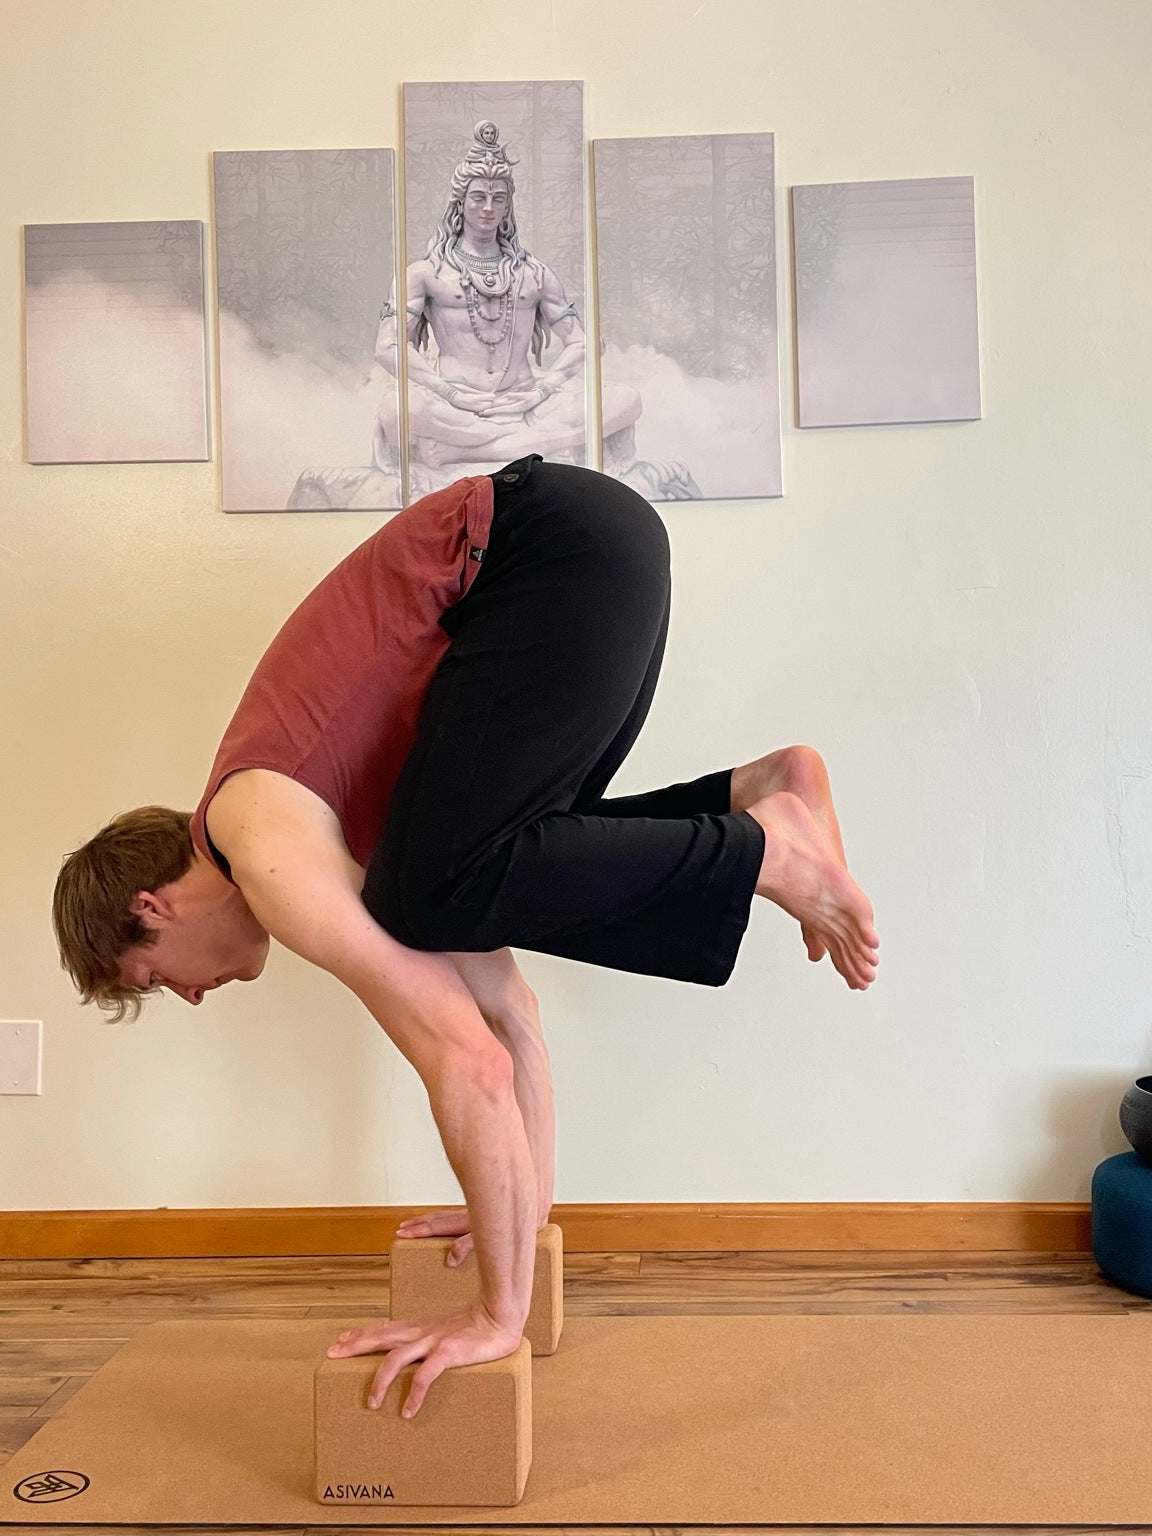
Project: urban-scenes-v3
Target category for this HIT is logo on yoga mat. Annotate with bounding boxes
[13,1470,90,1503]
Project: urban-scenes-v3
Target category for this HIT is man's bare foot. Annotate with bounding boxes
[745,792,879,990]
[731,745,846,862]
[732,746,850,963]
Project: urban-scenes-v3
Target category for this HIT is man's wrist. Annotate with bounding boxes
[481,1294,530,1337]
[473,1264,535,1338]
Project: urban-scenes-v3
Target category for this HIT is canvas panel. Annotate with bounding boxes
[401,81,586,500]
[24,220,209,464]
[793,175,981,427]
[213,149,401,511]
[594,134,782,501]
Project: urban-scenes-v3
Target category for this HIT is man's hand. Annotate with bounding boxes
[396,1208,474,1264]
[326,1303,523,1417]
[395,1204,553,1267]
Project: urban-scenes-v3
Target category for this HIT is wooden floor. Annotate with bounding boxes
[1,1247,1145,1534]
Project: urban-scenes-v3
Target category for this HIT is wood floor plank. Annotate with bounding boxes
[0,1252,634,1285]
[633,1250,1122,1308]
[30,1373,89,1418]
[0,1280,390,1307]
[0,1414,43,1454]
[0,1303,316,1328]
[610,1293,1083,1314]
[0,1257,631,1303]
[0,1255,387,1280]
[570,1294,936,1314]
[0,1374,68,1412]
[638,1247,1105,1277]
[0,1313,301,1340]
[0,1339,128,1372]
[302,1304,398,1320]
[562,1252,642,1276]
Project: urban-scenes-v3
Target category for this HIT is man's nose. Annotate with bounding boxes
[178,987,205,1005]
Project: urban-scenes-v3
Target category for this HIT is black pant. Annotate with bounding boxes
[361,456,766,986]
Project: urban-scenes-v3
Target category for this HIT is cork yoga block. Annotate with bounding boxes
[314,1337,532,1507]
[389,1222,563,1355]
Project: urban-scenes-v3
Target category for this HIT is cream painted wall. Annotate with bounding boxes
[2,0,1150,1211]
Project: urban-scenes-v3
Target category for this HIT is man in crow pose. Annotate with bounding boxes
[53,455,878,1416]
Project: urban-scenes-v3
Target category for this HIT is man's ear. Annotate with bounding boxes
[129,890,168,927]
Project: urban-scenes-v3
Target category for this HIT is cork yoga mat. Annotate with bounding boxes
[3,1312,1149,1525]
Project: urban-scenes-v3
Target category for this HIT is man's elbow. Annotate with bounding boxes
[435,1038,515,1099]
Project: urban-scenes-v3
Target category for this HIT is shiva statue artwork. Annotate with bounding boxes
[373,120,698,500]
[286,119,698,507]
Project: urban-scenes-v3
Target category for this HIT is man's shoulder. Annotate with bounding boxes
[207,770,362,882]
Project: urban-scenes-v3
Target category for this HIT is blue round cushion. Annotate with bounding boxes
[1092,1151,1152,1297]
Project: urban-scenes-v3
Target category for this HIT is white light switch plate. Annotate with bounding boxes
[0,1020,42,1094]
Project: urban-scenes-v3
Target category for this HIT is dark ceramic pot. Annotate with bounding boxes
[1119,1077,1152,1165]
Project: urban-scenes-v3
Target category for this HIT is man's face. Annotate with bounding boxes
[118,903,269,1007]
[462,178,509,242]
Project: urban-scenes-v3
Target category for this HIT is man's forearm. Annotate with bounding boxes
[222,811,539,1335]
[489,1019,555,1222]
[425,1058,538,1333]
[332,940,538,1334]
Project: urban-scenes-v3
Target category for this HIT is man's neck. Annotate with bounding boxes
[190,846,238,907]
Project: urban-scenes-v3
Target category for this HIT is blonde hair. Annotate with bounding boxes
[52,806,194,1023]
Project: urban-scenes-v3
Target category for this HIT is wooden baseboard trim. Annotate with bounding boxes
[0,1202,1092,1259]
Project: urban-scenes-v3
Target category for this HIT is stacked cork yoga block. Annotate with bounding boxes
[314,1223,563,1505]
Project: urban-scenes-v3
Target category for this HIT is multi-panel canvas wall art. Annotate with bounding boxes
[401,80,587,499]
[24,220,209,464]
[593,133,782,501]
[213,149,400,511]
[792,176,980,427]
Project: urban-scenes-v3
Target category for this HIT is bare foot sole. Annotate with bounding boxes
[746,791,880,990]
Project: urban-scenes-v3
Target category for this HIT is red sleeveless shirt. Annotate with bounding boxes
[189,475,494,882]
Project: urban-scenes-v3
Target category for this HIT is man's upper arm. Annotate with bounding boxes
[213,776,508,1084]
[207,770,366,969]
[229,825,370,975]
